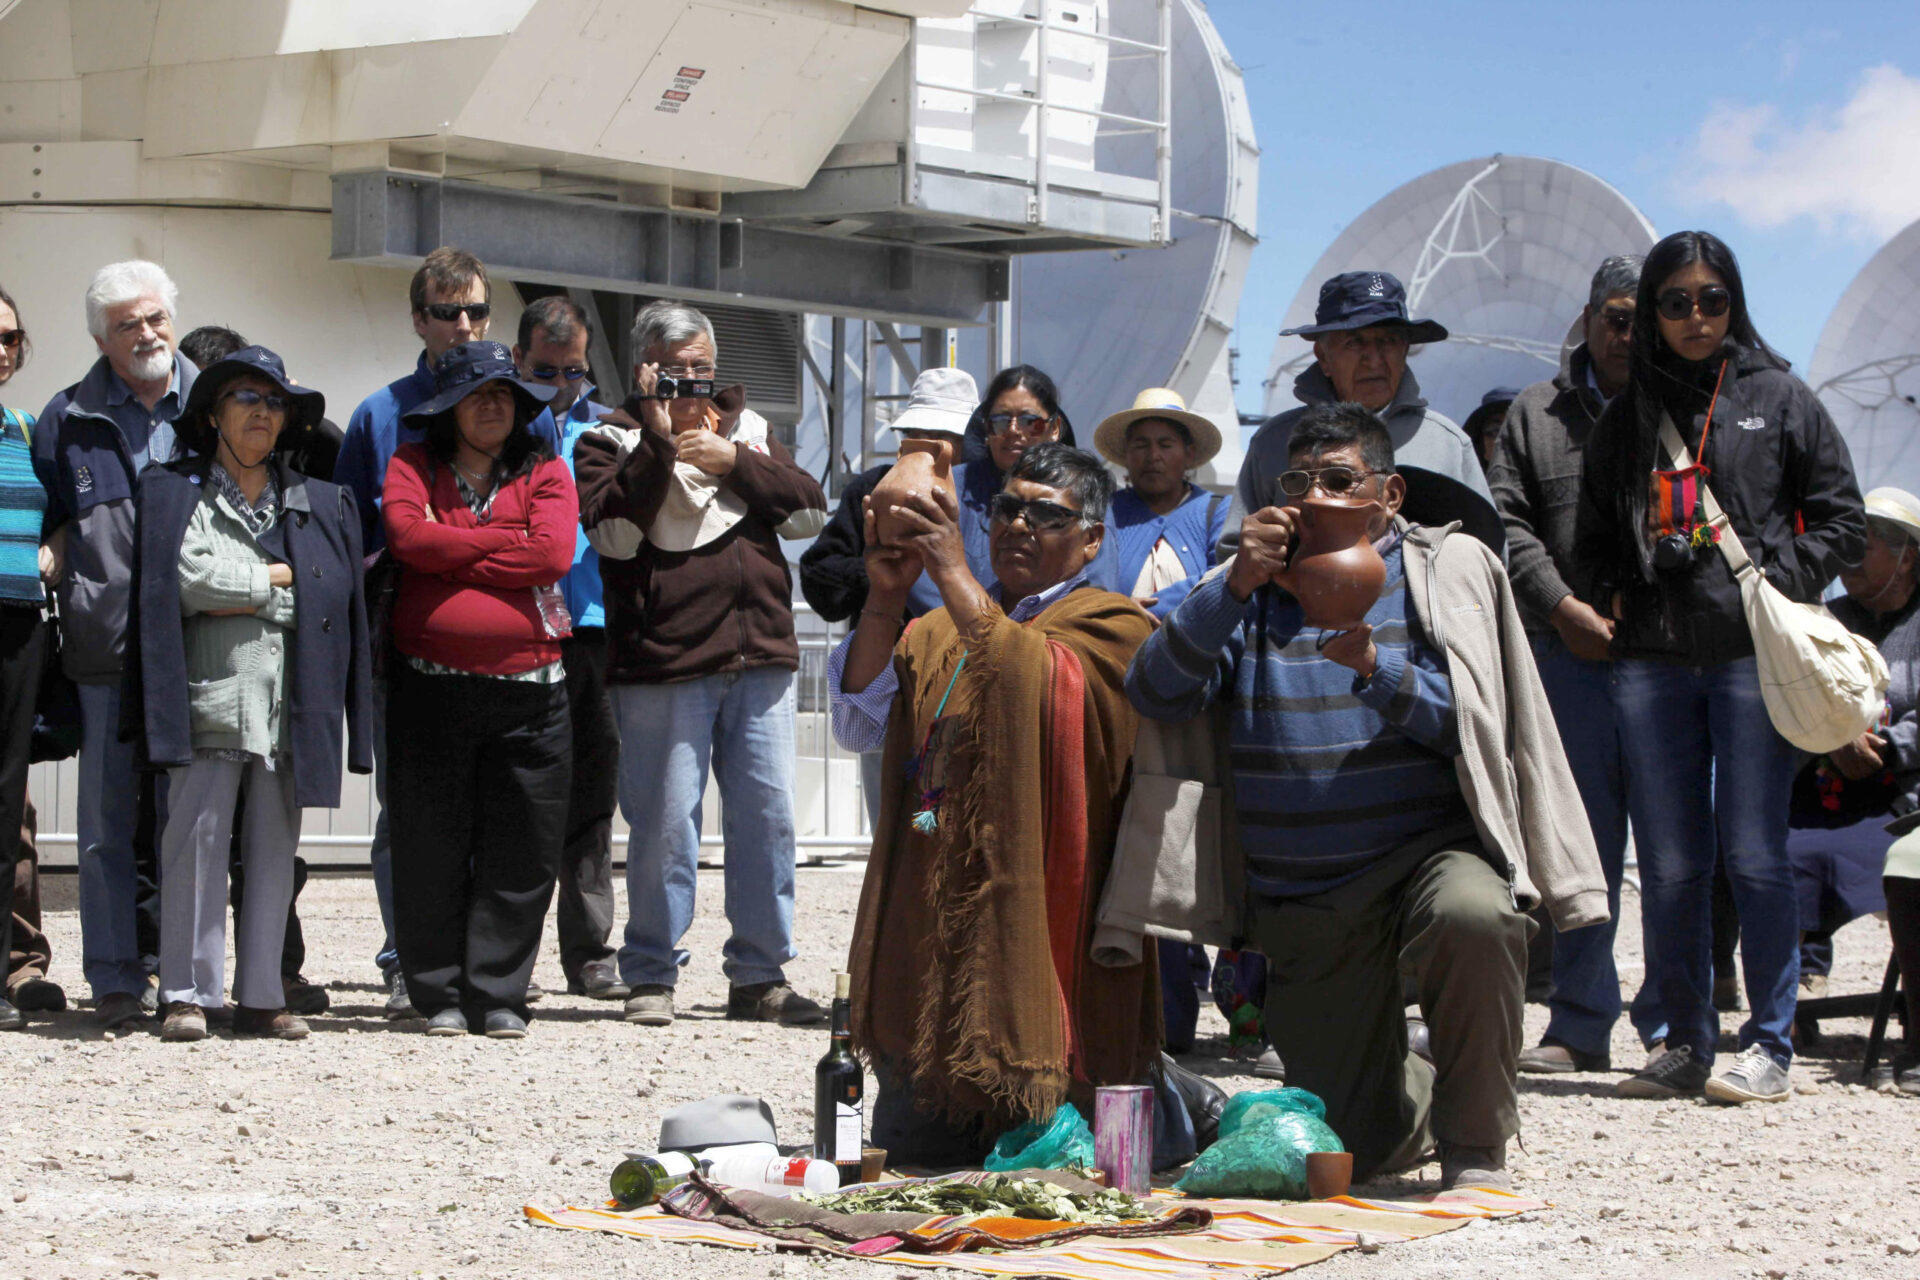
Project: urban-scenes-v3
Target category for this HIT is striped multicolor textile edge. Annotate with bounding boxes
[524,1187,1548,1279]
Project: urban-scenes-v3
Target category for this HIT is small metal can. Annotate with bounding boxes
[1093,1084,1154,1196]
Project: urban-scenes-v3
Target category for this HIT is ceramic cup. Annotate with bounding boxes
[1305,1151,1353,1199]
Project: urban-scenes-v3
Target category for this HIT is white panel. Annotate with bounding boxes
[141,51,328,156]
[0,0,77,81]
[147,0,538,63]
[329,38,510,144]
[0,77,81,143]
[79,67,147,140]
[68,0,159,73]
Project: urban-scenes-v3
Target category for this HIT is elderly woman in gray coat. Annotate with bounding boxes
[128,346,372,1043]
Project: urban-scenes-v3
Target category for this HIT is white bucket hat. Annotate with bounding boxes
[1864,487,1920,543]
[889,366,979,438]
[1093,387,1223,468]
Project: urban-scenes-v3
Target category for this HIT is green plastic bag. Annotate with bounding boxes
[1174,1089,1343,1199]
[984,1102,1097,1172]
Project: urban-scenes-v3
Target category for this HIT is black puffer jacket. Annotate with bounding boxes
[1572,345,1866,665]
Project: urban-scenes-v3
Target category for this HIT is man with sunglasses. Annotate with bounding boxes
[31,259,199,1029]
[829,442,1160,1164]
[1486,254,1670,1079]
[334,247,562,1018]
[1129,402,1604,1192]
[509,295,627,1002]
[1226,271,1502,558]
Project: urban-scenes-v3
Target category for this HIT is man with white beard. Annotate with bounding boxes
[32,260,198,1028]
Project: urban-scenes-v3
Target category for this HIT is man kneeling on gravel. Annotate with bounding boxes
[1126,402,1608,1190]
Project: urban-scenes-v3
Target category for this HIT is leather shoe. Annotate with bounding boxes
[0,998,23,1031]
[282,974,331,1016]
[728,981,826,1026]
[1439,1141,1511,1191]
[484,1009,529,1039]
[426,1008,467,1036]
[1518,1039,1610,1074]
[1158,1052,1228,1150]
[11,977,66,1012]
[1407,1014,1435,1067]
[568,960,630,1001]
[95,990,146,1029]
[234,1006,309,1040]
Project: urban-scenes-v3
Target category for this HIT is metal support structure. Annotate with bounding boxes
[1156,0,1173,242]
[1405,157,1506,314]
[921,325,948,372]
[829,317,848,493]
[875,322,921,381]
[1816,353,1920,413]
[332,172,1009,328]
[568,287,627,402]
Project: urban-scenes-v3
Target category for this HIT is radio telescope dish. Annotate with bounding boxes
[1261,154,1655,427]
[1011,0,1258,483]
[1809,217,1920,497]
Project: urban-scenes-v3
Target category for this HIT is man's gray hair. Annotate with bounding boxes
[631,300,715,359]
[1587,254,1645,312]
[86,260,179,340]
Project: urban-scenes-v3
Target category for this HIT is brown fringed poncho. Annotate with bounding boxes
[847,587,1161,1130]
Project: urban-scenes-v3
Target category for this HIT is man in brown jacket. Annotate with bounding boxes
[575,301,828,1029]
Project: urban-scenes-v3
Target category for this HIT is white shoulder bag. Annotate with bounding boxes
[1659,413,1886,754]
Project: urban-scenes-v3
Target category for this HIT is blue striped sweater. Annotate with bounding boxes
[0,406,45,605]
[1125,535,1470,895]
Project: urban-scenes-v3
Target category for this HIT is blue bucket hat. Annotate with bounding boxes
[1280,271,1449,344]
[177,344,326,455]
[404,341,555,423]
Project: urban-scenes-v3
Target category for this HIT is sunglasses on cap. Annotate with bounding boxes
[421,302,492,323]
[1655,286,1731,322]
[528,364,589,382]
[221,387,289,415]
[987,411,1056,436]
[989,493,1085,532]
[0,329,22,350]
[1278,465,1380,498]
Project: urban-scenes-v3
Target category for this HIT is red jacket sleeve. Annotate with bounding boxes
[447,458,580,588]
[724,435,825,526]
[382,446,519,571]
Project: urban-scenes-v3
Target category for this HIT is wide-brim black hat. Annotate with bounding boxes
[177,345,326,453]
[404,340,555,422]
[1280,270,1449,344]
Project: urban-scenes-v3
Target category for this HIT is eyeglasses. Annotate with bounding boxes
[221,387,289,415]
[528,364,589,382]
[421,302,492,324]
[0,330,22,350]
[989,493,1085,532]
[987,411,1056,436]
[660,363,717,380]
[1600,310,1635,336]
[1278,465,1380,498]
[1325,328,1410,355]
[1655,287,1731,322]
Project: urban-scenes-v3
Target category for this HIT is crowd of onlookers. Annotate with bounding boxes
[1,229,1916,1190]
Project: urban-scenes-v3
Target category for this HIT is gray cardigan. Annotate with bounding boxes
[177,491,297,762]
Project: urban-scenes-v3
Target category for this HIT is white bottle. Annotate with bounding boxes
[698,1142,840,1197]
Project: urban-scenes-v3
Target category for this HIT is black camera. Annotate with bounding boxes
[645,374,715,401]
[1652,532,1694,573]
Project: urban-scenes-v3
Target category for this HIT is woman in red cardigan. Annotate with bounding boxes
[382,341,577,1039]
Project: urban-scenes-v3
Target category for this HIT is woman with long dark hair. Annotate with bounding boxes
[383,341,576,1039]
[1573,230,1865,1104]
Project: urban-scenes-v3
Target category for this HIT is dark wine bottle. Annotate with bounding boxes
[812,972,864,1184]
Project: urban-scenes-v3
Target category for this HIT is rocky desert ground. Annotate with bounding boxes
[5,864,1918,1280]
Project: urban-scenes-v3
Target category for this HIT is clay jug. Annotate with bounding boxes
[871,437,955,546]
[1273,497,1387,631]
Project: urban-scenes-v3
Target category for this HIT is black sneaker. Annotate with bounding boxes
[1616,1043,1710,1099]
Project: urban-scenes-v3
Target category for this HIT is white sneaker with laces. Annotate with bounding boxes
[1704,1044,1791,1104]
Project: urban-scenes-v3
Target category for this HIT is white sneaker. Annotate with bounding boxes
[1704,1044,1791,1104]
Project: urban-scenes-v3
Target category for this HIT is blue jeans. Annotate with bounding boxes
[76,681,147,998]
[1614,657,1800,1066]
[368,674,398,976]
[612,667,798,989]
[1532,633,1664,1057]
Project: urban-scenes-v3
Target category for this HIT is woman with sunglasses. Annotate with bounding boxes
[1573,230,1866,1105]
[128,347,373,1042]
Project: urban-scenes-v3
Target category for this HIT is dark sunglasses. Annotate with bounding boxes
[1600,310,1634,336]
[1655,287,1731,322]
[1278,465,1378,498]
[987,411,1056,436]
[989,493,1084,532]
[529,364,589,382]
[221,387,289,415]
[0,329,22,350]
[421,302,492,323]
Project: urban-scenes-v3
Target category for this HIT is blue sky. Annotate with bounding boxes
[1202,1,1920,417]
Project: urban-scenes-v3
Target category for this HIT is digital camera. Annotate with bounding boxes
[649,374,715,401]
[1652,532,1694,574]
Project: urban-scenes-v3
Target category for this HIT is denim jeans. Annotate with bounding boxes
[76,681,148,999]
[612,667,798,989]
[1531,633,1664,1057]
[367,674,398,977]
[1614,656,1800,1066]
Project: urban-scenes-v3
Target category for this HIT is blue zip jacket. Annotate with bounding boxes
[1108,484,1228,620]
[556,392,610,631]
[335,351,562,555]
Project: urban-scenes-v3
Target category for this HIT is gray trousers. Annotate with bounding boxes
[158,758,300,1010]
[1248,840,1528,1182]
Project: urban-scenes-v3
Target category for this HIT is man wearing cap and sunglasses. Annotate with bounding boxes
[334,247,563,1019]
[1226,270,1501,559]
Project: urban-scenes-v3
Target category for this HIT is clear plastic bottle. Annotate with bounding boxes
[699,1142,840,1197]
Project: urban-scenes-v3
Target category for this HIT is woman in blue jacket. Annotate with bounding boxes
[1092,387,1228,620]
[127,347,373,1042]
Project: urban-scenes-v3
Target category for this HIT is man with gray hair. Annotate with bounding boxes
[32,259,198,1028]
[1487,253,1659,1075]
[575,299,829,1028]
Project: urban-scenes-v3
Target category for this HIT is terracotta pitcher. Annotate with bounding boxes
[1273,497,1387,631]
[871,437,955,546]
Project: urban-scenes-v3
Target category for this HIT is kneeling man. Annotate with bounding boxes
[1127,402,1605,1190]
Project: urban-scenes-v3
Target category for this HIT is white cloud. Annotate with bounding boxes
[1685,63,1920,240]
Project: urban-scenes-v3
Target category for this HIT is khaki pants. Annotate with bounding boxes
[1248,840,1528,1182]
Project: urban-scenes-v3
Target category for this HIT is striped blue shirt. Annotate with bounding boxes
[0,406,46,604]
[1126,535,1469,896]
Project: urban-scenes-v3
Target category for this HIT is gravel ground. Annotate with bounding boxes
[6,865,1918,1280]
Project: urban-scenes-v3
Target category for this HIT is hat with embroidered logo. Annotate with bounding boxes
[1092,387,1222,469]
[1280,270,1449,344]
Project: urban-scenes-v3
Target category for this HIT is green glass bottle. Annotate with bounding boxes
[608,1150,700,1208]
